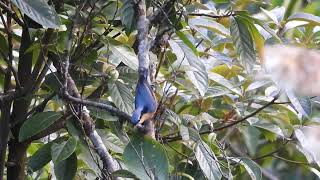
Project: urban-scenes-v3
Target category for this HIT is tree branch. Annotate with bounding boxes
[0,1,24,27]
[135,0,158,138]
[188,12,236,19]
[63,93,131,122]
[137,0,150,69]
[64,75,120,178]
[148,0,176,25]
[162,97,278,142]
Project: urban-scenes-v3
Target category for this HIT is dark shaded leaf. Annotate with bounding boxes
[54,153,77,180]
[230,16,256,71]
[28,142,52,172]
[123,135,169,180]
[112,169,138,179]
[88,106,119,121]
[19,112,62,142]
[11,0,60,28]
[97,129,125,153]
[240,126,260,156]
[120,0,136,32]
[28,138,65,172]
[51,137,77,164]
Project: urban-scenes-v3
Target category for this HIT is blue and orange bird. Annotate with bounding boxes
[131,67,157,125]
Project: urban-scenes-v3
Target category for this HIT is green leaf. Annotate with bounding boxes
[180,125,190,141]
[19,112,63,142]
[164,108,181,126]
[188,17,230,37]
[260,7,285,26]
[195,141,222,180]
[101,1,119,19]
[249,120,285,138]
[295,127,320,167]
[87,106,119,121]
[0,33,8,55]
[235,11,281,43]
[51,137,77,164]
[176,31,199,56]
[28,142,52,172]
[102,38,139,70]
[208,72,241,95]
[42,72,61,92]
[120,0,136,32]
[54,153,77,180]
[241,17,265,62]
[239,126,260,156]
[169,40,208,96]
[77,140,101,175]
[205,86,231,98]
[246,80,271,91]
[117,66,138,83]
[286,90,312,117]
[123,135,169,180]
[108,80,134,115]
[97,129,125,153]
[11,0,60,28]
[287,12,320,25]
[239,158,262,180]
[112,169,138,179]
[230,16,256,72]
[28,138,65,172]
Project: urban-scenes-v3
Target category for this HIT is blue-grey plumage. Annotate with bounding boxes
[131,68,157,125]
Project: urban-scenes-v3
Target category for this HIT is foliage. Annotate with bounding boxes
[0,0,320,180]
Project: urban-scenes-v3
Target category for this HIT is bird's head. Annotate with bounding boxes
[131,110,141,125]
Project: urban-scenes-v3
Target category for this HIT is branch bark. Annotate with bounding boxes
[64,75,120,178]
[135,0,157,138]
[137,0,150,69]
[56,14,120,176]
[63,93,131,122]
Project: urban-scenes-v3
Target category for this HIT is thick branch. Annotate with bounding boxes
[63,93,131,122]
[137,0,150,69]
[54,9,121,175]
[64,75,120,176]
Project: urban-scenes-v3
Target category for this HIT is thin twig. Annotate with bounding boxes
[272,155,311,166]
[162,97,278,142]
[0,1,24,27]
[188,12,236,19]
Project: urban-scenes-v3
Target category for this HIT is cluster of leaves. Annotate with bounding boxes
[1,0,320,179]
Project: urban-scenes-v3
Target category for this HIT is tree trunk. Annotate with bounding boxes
[6,24,33,180]
[0,100,11,180]
[7,140,28,180]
